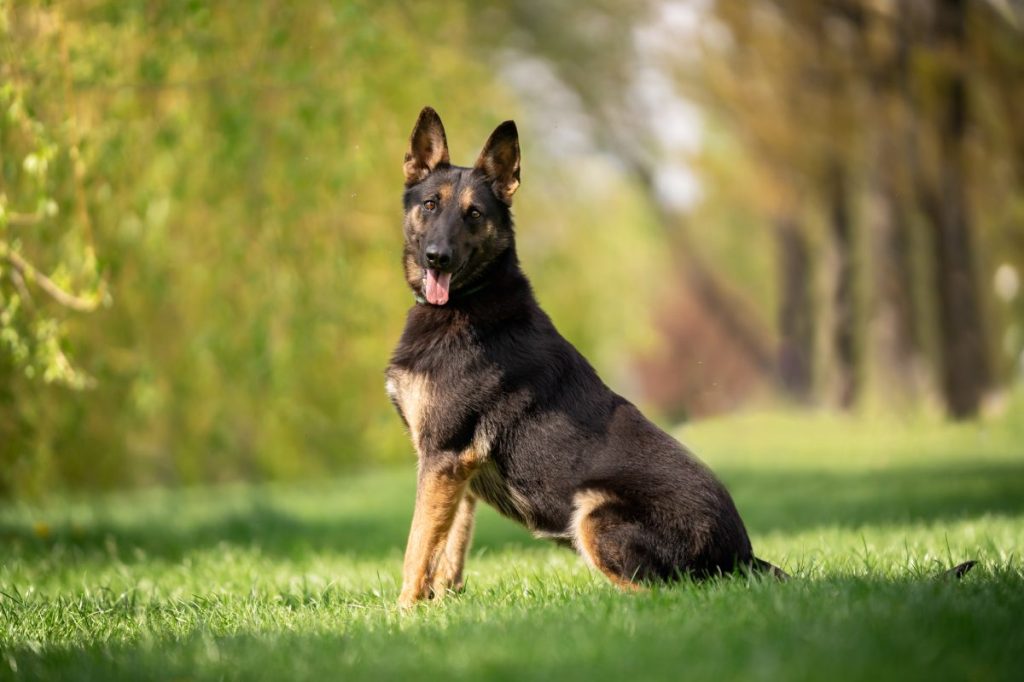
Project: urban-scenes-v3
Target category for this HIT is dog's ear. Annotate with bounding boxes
[474,121,520,204]
[404,107,450,186]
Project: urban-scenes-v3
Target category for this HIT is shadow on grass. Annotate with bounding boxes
[3,460,1023,564]
[0,477,536,565]
[6,570,1024,682]
[724,460,1024,535]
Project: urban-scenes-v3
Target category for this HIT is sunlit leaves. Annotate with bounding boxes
[1,4,100,391]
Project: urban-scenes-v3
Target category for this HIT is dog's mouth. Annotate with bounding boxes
[422,268,452,306]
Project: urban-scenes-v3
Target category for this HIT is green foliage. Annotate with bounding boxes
[0,1,666,496]
[6,0,1022,496]
[0,2,102,389]
[2,413,1022,680]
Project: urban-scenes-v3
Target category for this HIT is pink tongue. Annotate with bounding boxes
[424,269,451,305]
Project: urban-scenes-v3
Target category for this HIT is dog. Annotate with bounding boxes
[385,106,785,608]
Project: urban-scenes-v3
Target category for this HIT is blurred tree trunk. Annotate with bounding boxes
[869,166,922,399]
[827,160,859,408]
[483,2,777,388]
[920,0,991,418]
[866,6,924,402]
[775,215,814,400]
[630,164,777,377]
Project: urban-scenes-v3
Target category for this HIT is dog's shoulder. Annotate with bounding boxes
[386,303,511,457]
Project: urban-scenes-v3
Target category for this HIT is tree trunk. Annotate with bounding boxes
[625,158,777,377]
[828,160,859,409]
[869,170,922,401]
[775,216,814,400]
[863,2,925,404]
[924,0,991,418]
[869,112,922,399]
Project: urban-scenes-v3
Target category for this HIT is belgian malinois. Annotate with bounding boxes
[386,106,784,607]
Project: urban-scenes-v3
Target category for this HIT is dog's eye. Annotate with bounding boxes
[423,200,437,212]
[468,209,481,220]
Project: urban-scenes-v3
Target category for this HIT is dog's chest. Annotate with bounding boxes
[386,355,544,534]
[385,367,433,447]
[385,364,493,455]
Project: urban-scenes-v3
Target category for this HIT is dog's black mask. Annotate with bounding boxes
[401,107,520,305]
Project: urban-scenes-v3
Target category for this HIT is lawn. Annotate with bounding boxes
[2,412,1023,681]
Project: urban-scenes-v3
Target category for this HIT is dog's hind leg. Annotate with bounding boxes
[430,492,477,596]
[571,490,653,592]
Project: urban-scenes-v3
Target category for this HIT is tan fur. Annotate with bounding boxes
[500,177,520,200]
[469,459,534,528]
[402,252,422,291]
[403,157,426,185]
[399,468,468,608]
[387,368,493,468]
[438,183,454,203]
[430,492,477,596]
[407,205,426,232]
[403,111,449,185]
[459,186,476,212]
[389,368,491,607]
[387,368,431,447]
[571,489,643,592]
[570,489,614,569]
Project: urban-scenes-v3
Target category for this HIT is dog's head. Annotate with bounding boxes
[401,107,520,305]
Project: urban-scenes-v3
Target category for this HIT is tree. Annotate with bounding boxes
[1,4,103,388]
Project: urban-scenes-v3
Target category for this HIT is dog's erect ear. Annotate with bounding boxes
[404,107,450,186]
[474,121,520,204]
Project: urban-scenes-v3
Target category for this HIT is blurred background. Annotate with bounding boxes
[2,0,1023,498]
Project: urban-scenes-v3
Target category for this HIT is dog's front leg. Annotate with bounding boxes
[398,463,469,608]
[430,492,477,596]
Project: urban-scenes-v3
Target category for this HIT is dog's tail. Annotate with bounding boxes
[752,557,790,581]
[938,560,978,580]
[751,557,978,582]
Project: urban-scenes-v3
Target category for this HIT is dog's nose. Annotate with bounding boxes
[425,245,452,270]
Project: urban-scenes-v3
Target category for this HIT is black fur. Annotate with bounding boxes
[388,107,783,586]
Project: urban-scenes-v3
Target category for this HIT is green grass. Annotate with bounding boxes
[2,412,1024,681]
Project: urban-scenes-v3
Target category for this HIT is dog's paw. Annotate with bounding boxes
[398,581,429,609]
[428,557,466,598]
[428,576,466,601]
[397,590,422,609]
